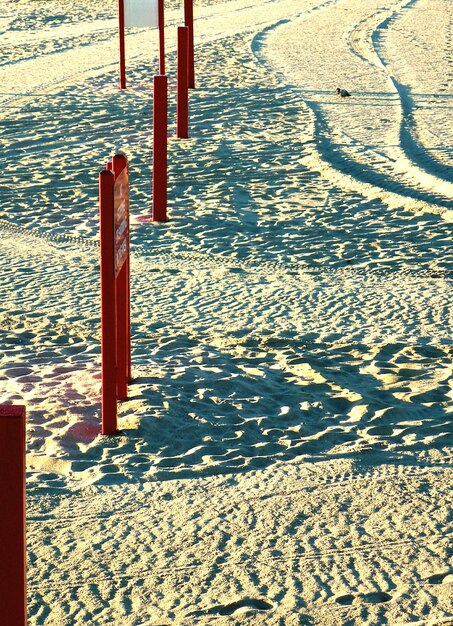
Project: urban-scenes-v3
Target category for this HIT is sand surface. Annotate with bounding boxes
[1,0,452,623]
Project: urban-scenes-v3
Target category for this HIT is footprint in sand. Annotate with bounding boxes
[335,591,392,606]
[426,572,453,585]
[188,597,273,617]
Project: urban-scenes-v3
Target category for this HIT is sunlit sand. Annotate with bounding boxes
[1,0,451,623]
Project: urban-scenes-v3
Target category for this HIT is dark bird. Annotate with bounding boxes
[336,87,351,97]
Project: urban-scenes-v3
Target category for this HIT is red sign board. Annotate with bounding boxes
[114,167,129,278]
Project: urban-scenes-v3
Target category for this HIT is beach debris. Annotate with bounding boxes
[336,87,351,97]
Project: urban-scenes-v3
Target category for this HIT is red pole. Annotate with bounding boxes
[184,0,195,88]
[158,0,165,74]
[126,252,132,383]
[0,405,26,626]
[116,262,128,400]
[118,0,127,89]
[152,74,168,222]
[112,154,130,400]
[99,169,118,434]
[177,26,189,139]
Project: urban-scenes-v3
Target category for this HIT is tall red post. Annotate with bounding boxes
[177,26,189,139]
[112,154,130,400]
[118,0,127,89]
[99,169,118,434]
[158,0,165,75]
[152,74,168,222]
[0,405,26,626]
[184,0,195,88]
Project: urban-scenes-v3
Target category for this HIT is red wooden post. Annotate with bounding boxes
[99,170,118,434]
[184,0,195,88]
[118,0,127,89]
[152,74,168,222]
[116,264,128,399]
[126,252,132,383]
[0,405,26,626]
[158,0,165,74]
[112,154,130,400]
[177,26,189,139]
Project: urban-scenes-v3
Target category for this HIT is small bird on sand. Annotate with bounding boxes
[336,87,351,97]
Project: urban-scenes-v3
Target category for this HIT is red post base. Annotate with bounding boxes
[0,405,26,626]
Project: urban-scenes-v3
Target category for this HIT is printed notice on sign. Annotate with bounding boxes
[114,167,129,278]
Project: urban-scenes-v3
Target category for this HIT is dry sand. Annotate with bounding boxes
[0,0,452,623]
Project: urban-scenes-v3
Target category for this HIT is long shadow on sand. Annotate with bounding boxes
[114,333,452,482]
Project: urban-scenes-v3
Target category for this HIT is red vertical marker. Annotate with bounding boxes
[126,251,132,383]
[177,26,189,139]
[116,261,128,400]
[184,0,195,88]
[118,0,127,89]
[99,155,131,431]
[158,0,165,74]
[152,74,168,222]
[99,170,118,434]
[0,405,26,626]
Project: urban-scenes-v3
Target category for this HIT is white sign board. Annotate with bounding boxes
[124,0,159,28]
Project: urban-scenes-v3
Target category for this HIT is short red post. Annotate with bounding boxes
[118,0,127,89]
[99,169,118,434]
[126,252,132,383]
[158,0,165,75]
[116,260,129,400]
[112,153,130,400]
[152,74,168,222]
[0,405,26,626]
[184,0,195,88]
[177,26,189,139]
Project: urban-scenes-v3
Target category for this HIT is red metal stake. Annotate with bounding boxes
[99,169,118,434]
[184,0,195,88]
[158,0,165,75]
[118,0,127,89]
[152,74,168,222]
[0,405,26,626]
[177,26,189,139]
[112,154,130,400]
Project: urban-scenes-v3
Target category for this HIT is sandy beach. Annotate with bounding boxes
[1,0,452,623]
